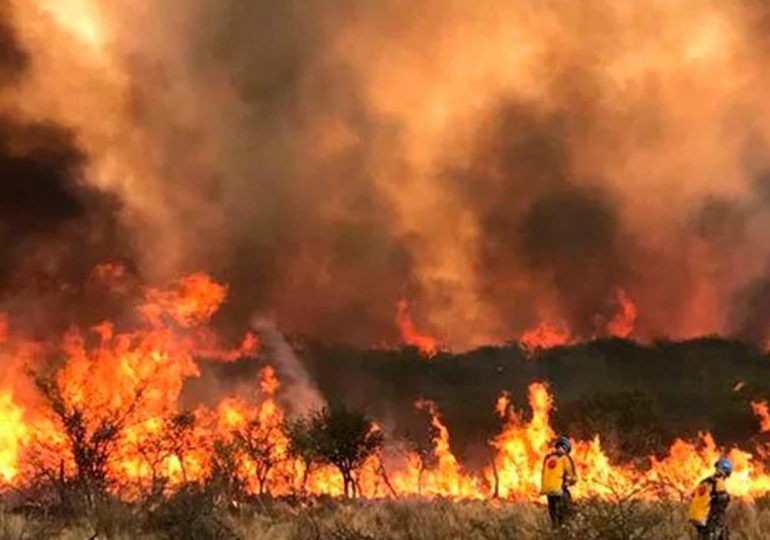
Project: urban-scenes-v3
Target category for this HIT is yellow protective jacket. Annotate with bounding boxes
[541,452,577,496]
[688,475,728,527]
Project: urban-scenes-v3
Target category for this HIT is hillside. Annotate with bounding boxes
[293,338,770,464]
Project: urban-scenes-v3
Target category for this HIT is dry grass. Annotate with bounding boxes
[0,497,769,539]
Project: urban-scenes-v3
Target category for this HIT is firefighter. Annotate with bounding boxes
[541,436,577,527]
[688,457,733,540]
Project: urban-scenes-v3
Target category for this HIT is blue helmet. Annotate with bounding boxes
[715,457,733,476]
[555,436,572,453]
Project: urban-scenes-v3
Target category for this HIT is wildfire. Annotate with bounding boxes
[139,273,228,328]
[519,322,572,352]
[404,400,481,498]
[488,383,770,501]
[751,401,770,433]
[0,392,26,483]
[521,290,638,352]
[3,0,770,508]
[606,289,638,339]
[0,269,768,503]
[395,300,440,357]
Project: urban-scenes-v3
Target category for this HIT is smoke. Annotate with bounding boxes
[0,4,130,334]
[0,3,25,85]
[252,317,323,415]
[5,0,770,349]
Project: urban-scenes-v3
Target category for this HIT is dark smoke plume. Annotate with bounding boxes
[0,4,132,333]
[6,0,770,350]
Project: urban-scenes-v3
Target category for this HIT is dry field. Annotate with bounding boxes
[1,494,769,540]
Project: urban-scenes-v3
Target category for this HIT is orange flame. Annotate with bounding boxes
[606,288,638,338]
[520,322,572,352]
[0,392,27,483]
[396,300,440,357]
[0,270,768,502]
[402,400,481,498]
[488,382,556,499]
[139,273,227,328]
[752,401,770,434]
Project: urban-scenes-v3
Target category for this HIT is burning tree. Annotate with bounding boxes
[130,411,201,499]
[209,439,246,502]
[30,368,147,510]
[231,417,285,496]
[288,404,383,498]
[210,365,289,499]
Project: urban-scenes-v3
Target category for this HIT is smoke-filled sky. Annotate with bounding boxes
[3,0,770,350]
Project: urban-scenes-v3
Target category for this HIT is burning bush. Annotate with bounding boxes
[288,405,384,499]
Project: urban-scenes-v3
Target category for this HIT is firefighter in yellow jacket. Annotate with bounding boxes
[688,457,732,540]
[541,436,577,527]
